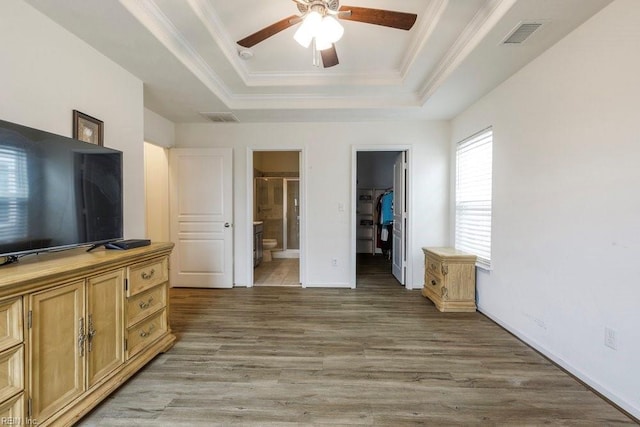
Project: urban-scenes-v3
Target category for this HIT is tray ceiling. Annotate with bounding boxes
[24,0,613,122]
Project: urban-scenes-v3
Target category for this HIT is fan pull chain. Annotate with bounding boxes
[312,39,321,67]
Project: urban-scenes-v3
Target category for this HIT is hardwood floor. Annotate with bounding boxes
[79,255,635,425]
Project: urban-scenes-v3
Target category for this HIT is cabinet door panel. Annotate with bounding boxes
[29,281,85,421]
[87,270,124,387]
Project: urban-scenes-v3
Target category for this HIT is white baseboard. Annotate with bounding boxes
[478,304,640,421]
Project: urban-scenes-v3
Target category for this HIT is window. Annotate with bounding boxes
[455,128,492,269]
[0,145,29,243]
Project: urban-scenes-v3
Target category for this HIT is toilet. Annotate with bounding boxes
[262,239,277,262]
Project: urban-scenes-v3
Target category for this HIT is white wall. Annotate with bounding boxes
[0,0,145,238]
[175,121,450,288]
[144,142,170,242]
[144,108,175,148]
[451,0,640,418]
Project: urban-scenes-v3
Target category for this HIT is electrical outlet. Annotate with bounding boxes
[331,258,338,267]
[604,327,617,350]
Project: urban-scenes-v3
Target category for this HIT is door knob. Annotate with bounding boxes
[224,222,232,228]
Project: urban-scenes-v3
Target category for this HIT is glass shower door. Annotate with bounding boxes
[285,179,300,250]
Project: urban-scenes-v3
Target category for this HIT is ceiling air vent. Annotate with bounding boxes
[502,22,544,44]
[200,112,239,123]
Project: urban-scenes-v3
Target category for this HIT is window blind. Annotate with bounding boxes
[455,128,492,268]
[0,145,29,243]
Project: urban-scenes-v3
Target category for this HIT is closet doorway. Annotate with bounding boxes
[252,151,302,287]
[353,149,409,288]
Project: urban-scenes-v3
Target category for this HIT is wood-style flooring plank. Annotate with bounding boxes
[79,255,635,426]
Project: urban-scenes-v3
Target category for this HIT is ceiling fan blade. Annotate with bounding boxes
[338,6,417,30]
[321,44,339,68]
[237,15,302,48]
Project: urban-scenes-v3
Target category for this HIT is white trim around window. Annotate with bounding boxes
[455,127,493,269]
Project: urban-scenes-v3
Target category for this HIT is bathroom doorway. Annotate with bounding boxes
[252,151,301,286]
[254,177,300,255]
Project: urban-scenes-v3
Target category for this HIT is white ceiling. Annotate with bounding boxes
[24,0,613,123]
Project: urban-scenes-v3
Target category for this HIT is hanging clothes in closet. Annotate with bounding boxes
[376,189,393,258]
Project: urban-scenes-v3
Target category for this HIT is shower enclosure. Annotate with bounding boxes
[254,177,300,255]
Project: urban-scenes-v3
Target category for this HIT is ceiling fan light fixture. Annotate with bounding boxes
[239,2,417,68]
[294,10,322,48]
[320,15,344,43]
[293,26,313,48]
[314,34,332,51]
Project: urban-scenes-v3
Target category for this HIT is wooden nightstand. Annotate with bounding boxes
[422,247,477,312]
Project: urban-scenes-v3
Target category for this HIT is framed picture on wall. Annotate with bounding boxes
[73,110,103,146]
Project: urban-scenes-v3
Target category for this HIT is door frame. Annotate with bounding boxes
[246,148,306,287]
[350,145,412,289]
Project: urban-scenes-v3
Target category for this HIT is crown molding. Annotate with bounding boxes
[119,0,234,105]
[399,0,449,78]
[186,0,252,83]
[418,0,517,104]
[227,91,422,110]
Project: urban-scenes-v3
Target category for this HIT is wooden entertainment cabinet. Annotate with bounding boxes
[0,242,175,426]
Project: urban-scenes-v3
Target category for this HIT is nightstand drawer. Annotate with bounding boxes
[0,345,23,404]
[126,309,167,359]
[424,272,444,296]
[425,255,445,278]
[127,257,168,297]
[127,284,166,327]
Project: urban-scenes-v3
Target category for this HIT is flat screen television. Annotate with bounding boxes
[0,119,123,259]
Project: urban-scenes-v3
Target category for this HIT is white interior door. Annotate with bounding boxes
[169,148,233,288]
[392,152,406,285]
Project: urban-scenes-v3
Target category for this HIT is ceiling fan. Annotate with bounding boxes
[237,0,418,68]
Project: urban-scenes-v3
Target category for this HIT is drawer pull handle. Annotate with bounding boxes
[431,280,437,286]
[141,269,155,280]
[139,324,155,338]
[138,296,154,309]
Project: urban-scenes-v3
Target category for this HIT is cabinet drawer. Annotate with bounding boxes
[424,272,444,297]
[0,298,22,352]
[126,309,167,359]
[0,391,23,421]
[425,256,446,278]
[127,284,167,327]
[127,257,168,297]
[0,345,23,404]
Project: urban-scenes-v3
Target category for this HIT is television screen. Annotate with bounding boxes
[0,119,123,258]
